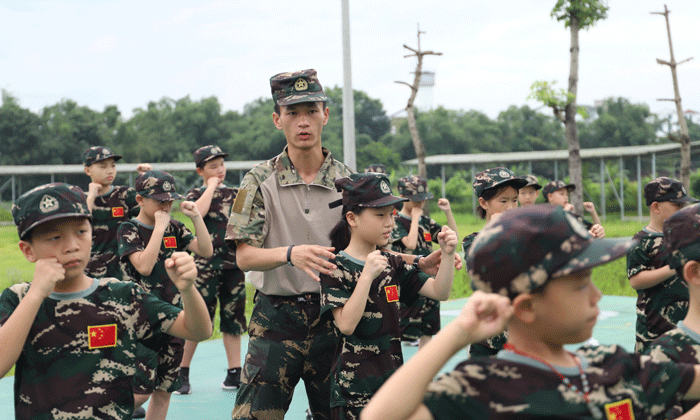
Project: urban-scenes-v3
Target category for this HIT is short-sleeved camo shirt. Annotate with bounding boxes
[647,321,700,418]
[320,251,429,409]
[424,344,694,420]
[0,278,181,420]
[118,218,195,306]
[86,185,139,279]
[389,213,442,256]
[186,185,237,271]
[627,228,689,353]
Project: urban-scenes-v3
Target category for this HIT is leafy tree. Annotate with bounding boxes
[0,91,45,165]
[578,98,660,148]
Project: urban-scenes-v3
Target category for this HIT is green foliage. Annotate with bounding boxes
[579,98,661,148]
[551,0,610,29]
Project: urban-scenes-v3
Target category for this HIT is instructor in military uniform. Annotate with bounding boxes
[225,69,353,420]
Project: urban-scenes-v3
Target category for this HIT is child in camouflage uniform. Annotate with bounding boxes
[176,145,246,394]
[543,180,605,238]
[364,204,700,420]
[82,146,151,279]
[389,175,458,348]
[517,174,542,206]
[118,170,213,420]
[647,202,700,417]
[320,173,458,420]
[0,183,212,420]
[461,167,527,357]
[628,177,698,353]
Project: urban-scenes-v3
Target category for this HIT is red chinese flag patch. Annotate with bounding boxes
[163,236,177,249]
[385,285,399,302]
[424,232,432,242]
[604,399,635,420]
[88,324,117,349]
[111,207,124,217]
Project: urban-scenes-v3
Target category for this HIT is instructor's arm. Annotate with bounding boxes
[236,242,337,282]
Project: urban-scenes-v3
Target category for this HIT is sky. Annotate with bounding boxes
[2,0,699,121]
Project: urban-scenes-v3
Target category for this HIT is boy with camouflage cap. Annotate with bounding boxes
[390,175,458,348]
[0,183,212,419]
[628,177,699,354]
[82,146,151,279]
[364,204,700,420]
[176,145,246,394]
[118,170,213,420]
[517,174,542,206]
[543,180,605,238]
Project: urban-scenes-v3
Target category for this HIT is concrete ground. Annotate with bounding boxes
[0,295,636,420]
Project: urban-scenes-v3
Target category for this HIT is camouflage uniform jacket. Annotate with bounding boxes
[0,278,181,420]
[627,228,689,353]
[86,185,139,279]
[389,213,441,256]
[118,218,195,306]
[186,185,237,271]
[225,147,353,296]
[647,321,700,418]
[423,344,694,420]
[320,251,429,408]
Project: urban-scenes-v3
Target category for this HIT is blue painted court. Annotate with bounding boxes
[0,295,637,420]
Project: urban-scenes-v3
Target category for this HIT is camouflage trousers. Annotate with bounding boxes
[196,267,247,335]
[133,335,185,394]
[231,292,337,420]
[399,296,440,341]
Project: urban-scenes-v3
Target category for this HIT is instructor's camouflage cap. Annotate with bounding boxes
[663,203,700,270]
[398,175,434,201]
[522,174,542,190]
[542,180,575,202]
[364,164,388,174]
[83,146,122,166]
[329,173,407,209]
[135,170,183,202]
[467,205,635,300]
[270,69,328,107]
[193,145,229,167]
[12,183,91,240]
[644,177,698,206]
[473,167,528,198]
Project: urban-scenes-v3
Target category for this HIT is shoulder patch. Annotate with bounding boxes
[232,189,247,214]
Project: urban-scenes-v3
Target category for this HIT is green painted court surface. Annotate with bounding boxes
[0,295,636,420]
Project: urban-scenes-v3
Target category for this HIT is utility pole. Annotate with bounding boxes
[341,0,356,171]
[652,4,693,188]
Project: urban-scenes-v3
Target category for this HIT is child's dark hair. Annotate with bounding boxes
[476,182,522,219]
[329,204,366,251]
[274,101,327,115]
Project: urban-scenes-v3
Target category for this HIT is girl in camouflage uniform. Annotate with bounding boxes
[320,173,458,420]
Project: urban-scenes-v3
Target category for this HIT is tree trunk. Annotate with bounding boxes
[406,57,427,179]
[566,15,583,214]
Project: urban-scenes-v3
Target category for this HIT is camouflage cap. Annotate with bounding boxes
[644,177,698,206]
[12,183,91,240]
[522,174,542,190]
[467,205,635,300]
[193,145,229,167]
[135,170,183,201]
[364,164,388,174]
[329,173,408,209]
[397,175,434,201]
[542,180,576,202]
[82,146,122,166]
[663,203,700,270]
[270,69,328,107]
[473,167,528,198]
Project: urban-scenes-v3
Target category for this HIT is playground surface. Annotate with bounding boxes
[0,295,636,420]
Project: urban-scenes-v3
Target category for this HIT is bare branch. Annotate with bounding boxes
[668,133,681,143]
[394,81,414,89]
[678,57,694,65]
[402,44,419,54]
[656,58,671,66]
[657,98,677,102]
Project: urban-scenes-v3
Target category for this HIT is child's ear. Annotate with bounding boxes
[135,195,145,206]
[683,261,700,286]
[346,211,358,228]
[512,293,537,324]
[649,202,659,213]
[478,196,488,210]
[18,240,38,263]
[84,166,92,177]
[196,167,204,177]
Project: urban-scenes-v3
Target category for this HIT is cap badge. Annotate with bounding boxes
[294,78,308,91]
[212,146,222,154]
[499,170,510,178]
[162,181,172,192]
[39,195,59,213]
[565,212,589,238]
[380,181,391,194]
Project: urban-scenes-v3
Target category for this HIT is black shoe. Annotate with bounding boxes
[222,367,241,390]
[174,368,191,395]
[305,408,314,420]
[132,406,146,418]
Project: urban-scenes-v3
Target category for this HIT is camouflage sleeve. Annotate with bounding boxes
[126,188,140,218]
[427,217,442,244]
[389,216,409,252]
[461,232,478,262]
[319,264,354,316]
[225,170,266,248]
[0,284,27,327]
[185,187,201,202]
[117,221,144,261]
[646,332,684,362]
[424,363,487,420]
[636,353,695,412]
[173,220,195,250]
[627,237,652,279]
[389,253,429,306]
[131,282,181,342]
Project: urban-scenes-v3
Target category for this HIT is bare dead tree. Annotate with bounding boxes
[395,24,442,180]
[652,4,694,188]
